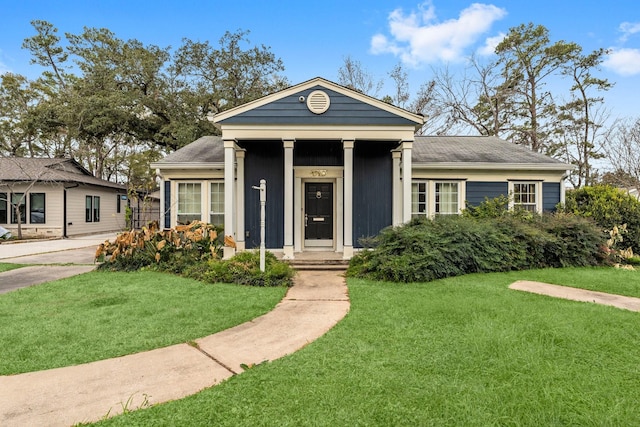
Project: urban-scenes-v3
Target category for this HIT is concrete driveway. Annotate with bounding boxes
[0,232,118,293]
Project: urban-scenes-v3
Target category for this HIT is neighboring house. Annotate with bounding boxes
[0,158,128,238]
[152,77,569,259]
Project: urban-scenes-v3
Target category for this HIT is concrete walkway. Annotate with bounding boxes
[510,280,640,312]
[0,256,350,426]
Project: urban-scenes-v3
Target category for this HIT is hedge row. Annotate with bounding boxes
[346,214,607,283]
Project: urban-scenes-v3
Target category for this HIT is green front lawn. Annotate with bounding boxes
[0,263,24,273]
[0,271,287,375]
[97,267,640,426]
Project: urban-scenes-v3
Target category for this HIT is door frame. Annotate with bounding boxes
[303,181,334,248]
[294,167,343,253]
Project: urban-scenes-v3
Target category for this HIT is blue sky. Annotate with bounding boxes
[1,0,639,119]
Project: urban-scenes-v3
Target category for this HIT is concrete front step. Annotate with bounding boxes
[286,259,350,271]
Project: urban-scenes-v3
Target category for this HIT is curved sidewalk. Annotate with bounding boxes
[0,270,350,427]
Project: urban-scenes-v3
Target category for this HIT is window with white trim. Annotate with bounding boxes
[511,182,539,213]
[411,181,428,218]
[435,182,459,215]
[412,180,462,217]
[209,182,224,226]
[177,182,202,224]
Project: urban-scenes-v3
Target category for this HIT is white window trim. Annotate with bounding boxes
[175,181,204,225]
[209,181,225,227]
[412,180,465,218]
[508,181,542,213]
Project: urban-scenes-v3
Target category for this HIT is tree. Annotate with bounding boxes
[603,117,640,192]
[387,63,410,108]
[553,48,611,187]
[0,73,41,157]
[494,23,580,152]
[173,30,288,115]
[337,55,383,97]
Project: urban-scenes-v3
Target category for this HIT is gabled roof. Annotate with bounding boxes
[152,136,224,167]
[212,77,425,127]
[0,158,127,190]
[413,136,569,170]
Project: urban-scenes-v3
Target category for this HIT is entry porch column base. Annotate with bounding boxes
[342,246,354,260]
[223,246,236,260]
[282,245,295,260]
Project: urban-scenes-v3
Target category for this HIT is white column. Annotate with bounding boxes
[391,149,402,226]
[283,139,295,259]
[235,149,246,252]
[343,139,354,259]
[336,176,344,252]
[402,140,413,223]
[223,139,236,259]
[294,176,302,252]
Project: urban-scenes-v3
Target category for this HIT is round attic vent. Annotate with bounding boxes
[306,90,330,114]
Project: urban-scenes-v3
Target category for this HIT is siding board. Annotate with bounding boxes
[353,142,394,247]
[543,182,561,211]
[465,182,509,206]
[242,141,284,249]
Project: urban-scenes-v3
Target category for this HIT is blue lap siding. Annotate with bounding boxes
[465,182,509,207]
[543,182,561,211]
[241,141,284,249]
[353,142,395,247]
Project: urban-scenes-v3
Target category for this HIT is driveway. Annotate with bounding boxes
[0,232,118,293]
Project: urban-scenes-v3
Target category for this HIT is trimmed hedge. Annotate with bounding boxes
[347,214,607,283]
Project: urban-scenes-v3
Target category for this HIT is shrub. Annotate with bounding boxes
[201,251,295,287]
[563,185,640,254]
[96,221,223,272]
[347,213,606,283]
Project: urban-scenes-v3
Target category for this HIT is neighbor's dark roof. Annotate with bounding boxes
[413,136,567,166]
[159,136,224,163]
[0,157,127,190]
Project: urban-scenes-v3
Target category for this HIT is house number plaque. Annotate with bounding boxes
[310,169,327,177]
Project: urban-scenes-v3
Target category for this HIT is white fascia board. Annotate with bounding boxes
[413,162,572,171]
[219,124,417,141]
[212,77,425,126]
[151,162,225,170]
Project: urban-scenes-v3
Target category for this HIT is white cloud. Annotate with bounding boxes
[603,48,640,76]
[619,22,640,43]
[370,1,507,65]
[478,33,505,56]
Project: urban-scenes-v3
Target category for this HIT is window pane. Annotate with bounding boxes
[93,196,100,222]
[513,182,537,212]
[436,182,458,215]
[178,183,201,224]
[11,193,25,224]
[209,182,224,226]
[86,196,93,222]
[0,192,6,224]
[30,193,45,224]
[411,181,428,217]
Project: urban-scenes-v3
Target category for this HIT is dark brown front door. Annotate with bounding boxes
[305,182,333,240]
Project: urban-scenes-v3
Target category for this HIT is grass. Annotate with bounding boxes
[0,262,24,273]
[0,270,287,375]
[95,267,640,426]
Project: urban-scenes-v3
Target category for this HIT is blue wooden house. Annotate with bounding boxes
[152,77,569,259]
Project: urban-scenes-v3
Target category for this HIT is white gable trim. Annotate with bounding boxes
[212,77,425,126]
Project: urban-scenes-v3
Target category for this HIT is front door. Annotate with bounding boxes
[305,182,333,246]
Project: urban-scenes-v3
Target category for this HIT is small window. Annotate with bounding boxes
[30,193,45,224]
[177,182,202,224]
[512,182,538,212]
[11,193,26,224]
[0,192,7,224]
[86,196,93,222]
[93,196,100,222]
[411,181,428,218]
[116,194,121,214]
[209,182,224,226]
[435,182,459,215]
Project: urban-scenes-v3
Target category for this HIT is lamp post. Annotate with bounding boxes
[252,179,267,272]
